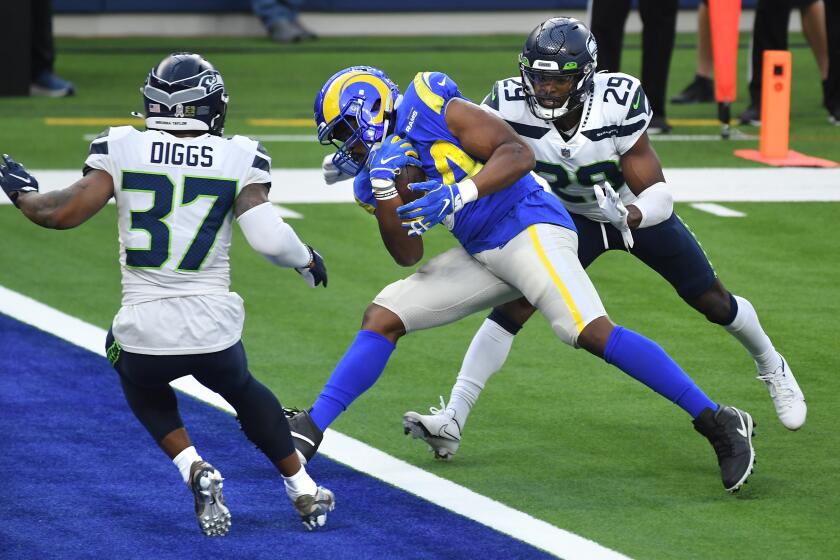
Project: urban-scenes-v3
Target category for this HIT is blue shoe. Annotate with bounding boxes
[30,71,75,97]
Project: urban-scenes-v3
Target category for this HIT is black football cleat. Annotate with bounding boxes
[693,406,756,493]
[671,74,715,104]
[283,408,323,464]
[738,104,761,126]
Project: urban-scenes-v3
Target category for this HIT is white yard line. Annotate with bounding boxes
[0,285,630,560]
[689,203,747,217]
[649,133,758,142]
[5,168,839,207]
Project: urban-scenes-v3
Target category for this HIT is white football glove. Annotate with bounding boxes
[594,183,634,249]
[322,153,353,185]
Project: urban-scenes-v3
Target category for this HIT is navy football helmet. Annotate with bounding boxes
[313,66,401,176]
[519,18,598,120]
[142,53,228,136]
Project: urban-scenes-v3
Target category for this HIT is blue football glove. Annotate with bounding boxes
[397,179,464,237]
[0,154,39,208]
[367,135,421,201]
[295,245,328,288]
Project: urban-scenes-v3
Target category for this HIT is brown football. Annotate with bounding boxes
[395,165,427,203]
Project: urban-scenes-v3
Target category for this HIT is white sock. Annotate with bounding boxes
[723,295,781,373]
[284,466,318,500]
[446,317,516,428]
[172,446,202,484]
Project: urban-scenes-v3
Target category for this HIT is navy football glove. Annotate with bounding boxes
[0,154,39,207]
[397,179,464,237]
[296,245,328,288]
[367,135,421,201]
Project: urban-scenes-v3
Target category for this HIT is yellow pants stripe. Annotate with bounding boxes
[528,225,585,333]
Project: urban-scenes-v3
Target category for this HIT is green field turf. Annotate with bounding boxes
[2,33,839,560]
[0,33,837,169]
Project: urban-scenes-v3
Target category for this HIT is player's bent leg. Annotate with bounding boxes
[403,300,534,460]
[106,335,232,535]
[476,225,757,491]
[632,215,805,430]
[687,282,806,430]
[305,303,403,436]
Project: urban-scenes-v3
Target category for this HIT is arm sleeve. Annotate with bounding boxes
[236,202,311,268]
[633,182,674,228]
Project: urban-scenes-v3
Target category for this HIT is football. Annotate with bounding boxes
[395,165,427,203]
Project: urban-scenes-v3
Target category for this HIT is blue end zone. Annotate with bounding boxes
[0,313,553,559]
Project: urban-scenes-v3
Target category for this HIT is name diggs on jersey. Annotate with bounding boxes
[149,141,214,168]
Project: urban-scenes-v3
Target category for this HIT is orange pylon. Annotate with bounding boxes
[734,50,837,167]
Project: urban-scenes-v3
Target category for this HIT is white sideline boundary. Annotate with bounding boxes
[3,167,839,207]
[0,285,630,560]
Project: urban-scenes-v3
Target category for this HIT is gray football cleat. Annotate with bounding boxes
[293,486,335,531]
[756,354,806,430]
[403,397,462,460]
[189,460,231,536]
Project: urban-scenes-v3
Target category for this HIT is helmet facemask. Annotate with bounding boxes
[317,94,389,177]
[519,56,594,121]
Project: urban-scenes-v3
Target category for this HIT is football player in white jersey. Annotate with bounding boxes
[402,18,805,463]
[0,53,335,534]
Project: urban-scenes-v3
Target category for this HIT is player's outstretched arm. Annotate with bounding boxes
[619,134,673,229]
[1,155,114,230]
[445,98,536,196]
[234,183,327,287]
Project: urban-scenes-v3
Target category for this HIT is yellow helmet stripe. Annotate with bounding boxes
[322,71,392,125]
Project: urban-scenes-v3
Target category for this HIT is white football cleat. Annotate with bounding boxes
[292,486,335,531]
[403,397,462,460]
[189,461,231,537]
[756,354,806,430]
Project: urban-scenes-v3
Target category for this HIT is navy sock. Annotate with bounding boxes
[604,326,717,418]
[309,330,396,431]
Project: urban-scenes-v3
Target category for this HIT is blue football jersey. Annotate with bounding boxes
[392,71,574,254]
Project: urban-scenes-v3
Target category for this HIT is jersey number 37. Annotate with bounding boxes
[122,171,235,271]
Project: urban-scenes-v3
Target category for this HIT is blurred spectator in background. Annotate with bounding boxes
[671,0,715,104]
[31,0,74,97]
[822,0,838,123]
[739,0,828,125]
[252,0,317,43]
[589,0,679,134]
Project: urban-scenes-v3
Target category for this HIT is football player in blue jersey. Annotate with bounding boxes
[287,63,757,493]
[402,18,805,463]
